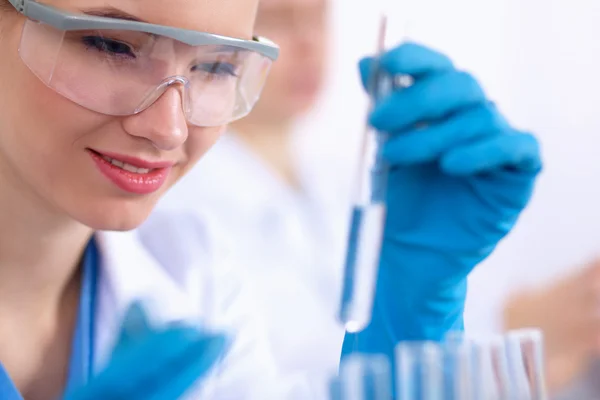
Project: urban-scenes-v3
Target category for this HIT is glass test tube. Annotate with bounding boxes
[443,335,473,400]
[396,341,445,400]
[505,329,548,400]
[470,336,502,400]
[337,14,392,333]
[331,354,392,400]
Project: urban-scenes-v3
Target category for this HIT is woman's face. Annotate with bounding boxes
[0,0,259,231]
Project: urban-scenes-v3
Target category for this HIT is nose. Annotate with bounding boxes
[121,86,189,151]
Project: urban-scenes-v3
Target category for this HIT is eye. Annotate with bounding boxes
[192,62,239,77]
[82,36,136,58]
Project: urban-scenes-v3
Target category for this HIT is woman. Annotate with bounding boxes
[0,0,542,399]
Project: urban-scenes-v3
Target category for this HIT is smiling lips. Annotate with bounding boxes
[88,149,174,195]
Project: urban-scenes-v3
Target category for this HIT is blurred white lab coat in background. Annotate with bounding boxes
[157,130,349,396]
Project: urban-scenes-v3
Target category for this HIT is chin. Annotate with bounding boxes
[68,196,159,232]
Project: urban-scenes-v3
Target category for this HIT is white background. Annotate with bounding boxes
[296,0,600,332]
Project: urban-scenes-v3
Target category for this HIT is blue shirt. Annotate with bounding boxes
[0,239,99,399]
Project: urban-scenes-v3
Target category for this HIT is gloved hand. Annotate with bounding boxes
[62,303,229,400]
[342,42,542,357]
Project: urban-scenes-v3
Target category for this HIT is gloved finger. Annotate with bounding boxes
[370,70,486,133]
[145,334,229,400]
[114,302,154,349]
[382,102,508,165]
[110,325,203,371]
[358,42,454,89]
[439,132,542,176]
[122,332,228,398]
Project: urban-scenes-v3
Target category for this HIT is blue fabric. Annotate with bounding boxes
[0,239,98,400]
[340,42,541,396]
[0,363,22,400]
[64,238,99,392]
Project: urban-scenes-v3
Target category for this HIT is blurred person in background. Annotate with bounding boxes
[157,0,349,393]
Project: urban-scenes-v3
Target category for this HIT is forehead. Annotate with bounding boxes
[47,0,259,39]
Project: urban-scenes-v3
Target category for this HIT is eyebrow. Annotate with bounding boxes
[81,7,147,23]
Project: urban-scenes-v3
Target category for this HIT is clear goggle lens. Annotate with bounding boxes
[19,20,273,127]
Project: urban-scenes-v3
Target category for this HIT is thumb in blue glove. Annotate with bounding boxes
[62,302,230,400]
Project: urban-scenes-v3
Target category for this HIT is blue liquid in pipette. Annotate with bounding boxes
[339,207,363,321]
[339,203,386,333]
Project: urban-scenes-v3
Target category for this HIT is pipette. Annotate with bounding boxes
[337,14,393,333]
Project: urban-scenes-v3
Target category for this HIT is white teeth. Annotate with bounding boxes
[102,155,151,174]
[110,158,124,168]
[122,163,151,174]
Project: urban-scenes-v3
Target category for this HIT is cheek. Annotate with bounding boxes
[1,38,110,143]
[20,88,108,150]
[1,82,112,190]
[0,27,110,177]
[180,125,226,175]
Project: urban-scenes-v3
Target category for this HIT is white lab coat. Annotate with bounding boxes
[93,211,311,399]
[156,132,351,396]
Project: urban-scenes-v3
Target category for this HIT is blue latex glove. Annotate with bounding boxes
[62,303,229,400]
[342,42,542,356]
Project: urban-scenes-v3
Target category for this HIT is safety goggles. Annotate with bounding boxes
[9,0,279,127]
